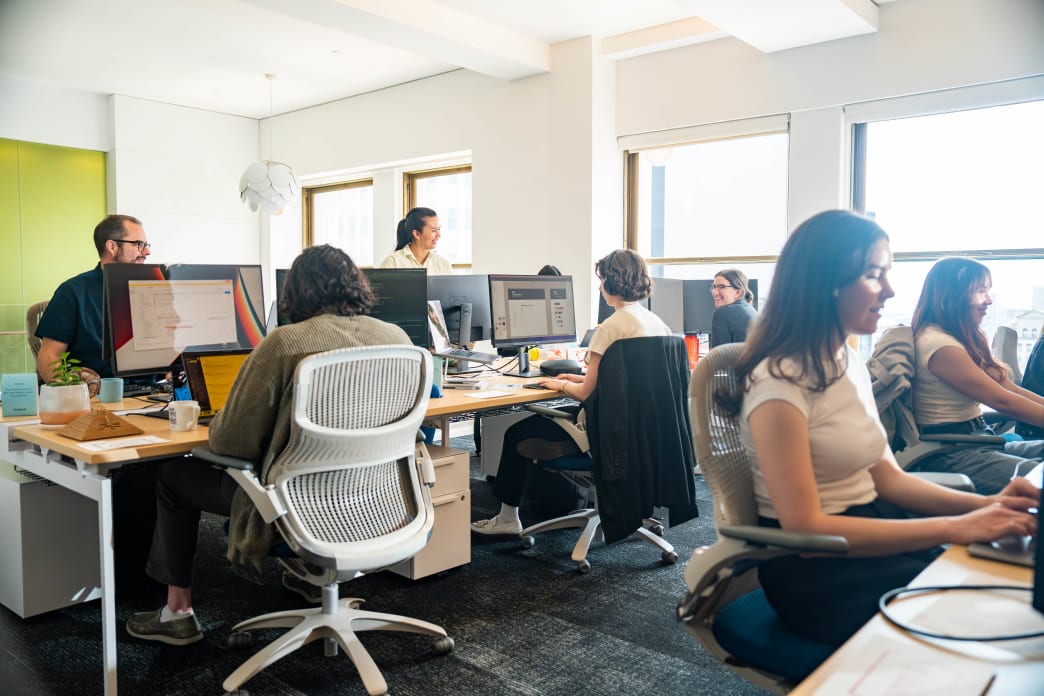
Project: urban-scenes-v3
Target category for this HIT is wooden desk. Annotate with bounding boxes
[0,401,206,696]
[424,371,559,441]
[792,545,1043,695]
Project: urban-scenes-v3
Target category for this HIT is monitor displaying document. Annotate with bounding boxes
[488,274,577,349]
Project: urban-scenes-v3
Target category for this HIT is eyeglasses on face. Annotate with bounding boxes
[710,284,735,292]
[112,239,151,251]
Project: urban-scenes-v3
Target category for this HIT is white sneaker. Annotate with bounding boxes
[471,516,523,536]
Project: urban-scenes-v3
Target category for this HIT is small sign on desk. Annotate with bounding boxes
[1,374,38,417]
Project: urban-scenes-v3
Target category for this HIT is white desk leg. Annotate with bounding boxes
[98,475,118,696]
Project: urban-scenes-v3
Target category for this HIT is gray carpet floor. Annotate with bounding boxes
[0,435,767,695]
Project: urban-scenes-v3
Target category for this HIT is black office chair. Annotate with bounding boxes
[516,335,699,573]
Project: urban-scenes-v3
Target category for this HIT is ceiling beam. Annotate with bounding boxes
[602,18,727,60]
[667,0,879,53]
[244,0,550,80]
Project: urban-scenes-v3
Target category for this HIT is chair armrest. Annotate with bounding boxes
[192,445,253,470]
[525,404,573,419]
[911,471,975,492]
[416,441,436,487]
[191,446,286,523]
[718,524,849,554]
[919,433,1005,446]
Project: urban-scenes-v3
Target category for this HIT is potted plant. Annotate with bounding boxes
[38,352,91,426]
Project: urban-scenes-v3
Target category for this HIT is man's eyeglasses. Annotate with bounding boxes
[112,239,151,251]
[710,284,735,292]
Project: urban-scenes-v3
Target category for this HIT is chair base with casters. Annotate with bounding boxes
[222,580,453,696]
[515,451,679,574]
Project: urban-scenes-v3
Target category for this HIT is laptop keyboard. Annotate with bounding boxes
[441,348,497,364]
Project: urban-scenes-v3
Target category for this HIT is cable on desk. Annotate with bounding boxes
[878,584,1044,641]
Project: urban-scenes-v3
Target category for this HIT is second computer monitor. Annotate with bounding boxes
[364,268,429,348]
[488,274,577,348]
[426,274,491,346]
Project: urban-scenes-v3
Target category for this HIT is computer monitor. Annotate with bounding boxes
[595,278,685,333]
[364,268,428,348]
[166,264,267,349]
[682,278,758,335]
[427,274,491,346]
[488,274,577,348]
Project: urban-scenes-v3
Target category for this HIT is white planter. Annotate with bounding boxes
[38,384,90,426]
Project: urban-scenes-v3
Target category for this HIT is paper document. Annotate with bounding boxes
[463,390,511,399]
[79,435,169,451]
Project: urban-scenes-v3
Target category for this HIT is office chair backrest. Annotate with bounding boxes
[25,300,48,359]
[688,342,758,527]
[992,325,1022,385]
[266,344,434,572]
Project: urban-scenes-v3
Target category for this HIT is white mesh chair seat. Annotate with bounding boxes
[208,345,453,696]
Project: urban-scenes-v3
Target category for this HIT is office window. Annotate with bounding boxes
[303,180,374,266]
[626,131,788,260]
[852,98,1044,369]
[405,165,471,267]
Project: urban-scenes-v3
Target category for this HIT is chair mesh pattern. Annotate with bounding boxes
[305,356,419,430]
[284,462,414,543]
[690,344,759,527]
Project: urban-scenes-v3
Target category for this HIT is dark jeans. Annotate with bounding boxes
[112,463,162,599]
[493,407,580,508]
[757,499,942,647]
[908,432,1043,496]
[145,457,239,589]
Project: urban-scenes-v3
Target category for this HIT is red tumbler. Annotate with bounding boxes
[684,333,699,369]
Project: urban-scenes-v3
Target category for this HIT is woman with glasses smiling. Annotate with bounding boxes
[709,268,758,348]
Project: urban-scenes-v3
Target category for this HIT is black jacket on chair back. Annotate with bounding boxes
[586,335,699,542]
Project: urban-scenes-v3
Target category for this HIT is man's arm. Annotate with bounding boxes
[36,337,101,391]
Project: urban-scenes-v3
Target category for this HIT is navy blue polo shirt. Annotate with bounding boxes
[35,263,112,378]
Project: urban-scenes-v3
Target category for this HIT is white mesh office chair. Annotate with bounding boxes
[194,345,452,696]
[992,325,1022,385]
[678,343,849,693]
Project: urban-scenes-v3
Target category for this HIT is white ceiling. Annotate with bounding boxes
[0,0,897,120]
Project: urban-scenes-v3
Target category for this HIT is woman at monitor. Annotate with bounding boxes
[709,268,758,348]
[379,206,452,274]
[471,249,671,536]
[720,210,1036,646]
[908,257,1044,494]
[126,245,412,646]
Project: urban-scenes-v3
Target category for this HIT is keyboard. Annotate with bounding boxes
[523,383,548,389]
[967,535,1035,567]
[123,385,154,398]
[438,348,497,364]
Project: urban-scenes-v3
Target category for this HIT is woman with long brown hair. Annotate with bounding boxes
[910,256,1044,494]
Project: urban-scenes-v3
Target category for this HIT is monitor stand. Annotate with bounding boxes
[447,302,474,375]
[505,347,541,378]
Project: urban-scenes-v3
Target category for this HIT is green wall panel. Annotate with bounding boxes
[18,142,106,304]
[0,139,21,305]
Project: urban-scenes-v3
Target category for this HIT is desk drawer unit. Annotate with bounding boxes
[0,461,101,617]
[390,446,470,579]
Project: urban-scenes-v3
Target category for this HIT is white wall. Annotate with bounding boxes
[109,96,260,267]
[0,76,110,152]
[616,0,1044,231]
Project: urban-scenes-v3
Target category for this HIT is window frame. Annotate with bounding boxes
[403,164,472,270]
[301,178,374,249]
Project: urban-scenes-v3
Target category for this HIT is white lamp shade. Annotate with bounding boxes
[239,160,300,215]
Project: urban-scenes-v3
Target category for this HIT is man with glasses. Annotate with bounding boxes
[35,214,151,385]
[34,213,160,600]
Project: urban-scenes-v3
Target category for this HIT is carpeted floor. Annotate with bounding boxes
[0,435,767,695]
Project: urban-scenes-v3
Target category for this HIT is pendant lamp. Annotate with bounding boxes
[239,74,300,215]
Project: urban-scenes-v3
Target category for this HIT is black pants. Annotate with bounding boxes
[112,463,163,599]
[757,499,942,646]
[492,409,580,508]
[145,457,239,589]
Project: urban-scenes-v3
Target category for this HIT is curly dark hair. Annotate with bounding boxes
[280,245,374,323]
[595,249,652,302]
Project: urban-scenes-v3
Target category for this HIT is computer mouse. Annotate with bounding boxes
[540,359,582,377]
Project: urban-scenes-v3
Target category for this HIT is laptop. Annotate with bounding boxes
[427,300,496,364]
[179,349,252,423]
[967,483,1041,570]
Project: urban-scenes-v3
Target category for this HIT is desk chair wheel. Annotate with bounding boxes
[432,636,455,656]
[662,550,679,564]
[576,559,591,574]
[650,524,665,537]
[521,536,536,550]
[228,631,254,649]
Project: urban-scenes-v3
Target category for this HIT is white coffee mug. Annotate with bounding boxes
[168,400,201,432]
